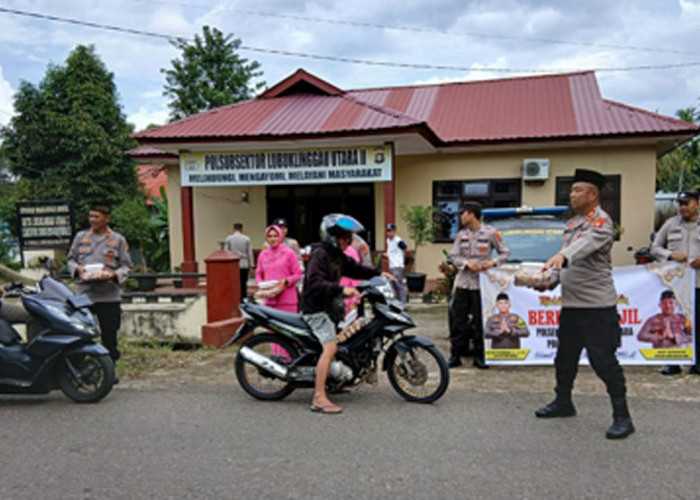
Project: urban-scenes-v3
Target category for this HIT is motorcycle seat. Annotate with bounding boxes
[0,320,22,346]
[261,307,311,332]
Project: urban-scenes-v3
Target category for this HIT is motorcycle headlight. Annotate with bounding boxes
[70,320,96,334]
[377,281,395,301]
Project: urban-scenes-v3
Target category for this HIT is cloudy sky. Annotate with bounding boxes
[0,0,699,132]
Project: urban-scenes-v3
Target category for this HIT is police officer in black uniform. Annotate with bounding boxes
[532,169,634,440]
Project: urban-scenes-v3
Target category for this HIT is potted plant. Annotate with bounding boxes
[400,205,437,293]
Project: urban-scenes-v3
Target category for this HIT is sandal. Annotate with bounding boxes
[309,403,343,414]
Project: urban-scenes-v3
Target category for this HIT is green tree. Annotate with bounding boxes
[162,26,265,121]
[657,106,700,192]
[0,45,139,227]
[400,205,437,274]
[111,187,170,272]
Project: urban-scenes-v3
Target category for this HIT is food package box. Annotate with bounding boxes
[255,280,283,298]
[513,262,554,288]
[83,263,104,280]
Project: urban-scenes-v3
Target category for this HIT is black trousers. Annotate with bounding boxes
[555,307,627,400]
[240,268,249,302]
[450,288,484,360]
[91,302,122,361]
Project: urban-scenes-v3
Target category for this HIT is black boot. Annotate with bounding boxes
[447,356,462,368]
[661,364,681,375]
[473,357,489,370]
[535,398,576,418]
[606,397,634,439]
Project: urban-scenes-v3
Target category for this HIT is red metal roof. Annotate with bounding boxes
[137,164,167,204]
[133,70,698,147]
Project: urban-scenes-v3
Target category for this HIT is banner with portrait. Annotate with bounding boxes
[479,263,695,365]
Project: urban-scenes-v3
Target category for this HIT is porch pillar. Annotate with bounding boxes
[180,186,199,287]
[383,142,396,235]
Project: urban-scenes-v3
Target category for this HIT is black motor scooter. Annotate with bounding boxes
[0,275,115,403]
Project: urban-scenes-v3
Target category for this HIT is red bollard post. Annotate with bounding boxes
[201,248,245,346]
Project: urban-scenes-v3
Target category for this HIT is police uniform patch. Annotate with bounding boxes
[592,218,606,228]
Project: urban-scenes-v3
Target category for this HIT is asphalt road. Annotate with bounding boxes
[1,382,699,500]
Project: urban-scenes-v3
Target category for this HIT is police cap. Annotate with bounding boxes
[677,190,699,202]
[273,218,288,227]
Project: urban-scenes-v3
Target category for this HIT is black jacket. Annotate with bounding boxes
[300,242,380,314]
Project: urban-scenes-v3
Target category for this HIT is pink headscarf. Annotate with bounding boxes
[265,225,284,249]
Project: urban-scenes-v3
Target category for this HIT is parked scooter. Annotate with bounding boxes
[228,276,450,403]
[0,275,115,403]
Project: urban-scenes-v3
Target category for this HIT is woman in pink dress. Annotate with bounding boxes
[256,225,303,358]
[256,225,303,312]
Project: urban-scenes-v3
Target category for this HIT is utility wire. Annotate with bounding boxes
[130,0,700,57]
[1,6,700,74]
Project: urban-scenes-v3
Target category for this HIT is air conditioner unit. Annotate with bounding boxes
[522,158,550,181]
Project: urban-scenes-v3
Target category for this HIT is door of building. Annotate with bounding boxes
[267,183,375,248]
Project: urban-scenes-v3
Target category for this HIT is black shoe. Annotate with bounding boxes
[661,365,681,375]
[535,400,576,418]
[473,358,489,370]
[113,376,120,385]
[689,366,700,375]
[606,417,635,439]
[447,357,462,368]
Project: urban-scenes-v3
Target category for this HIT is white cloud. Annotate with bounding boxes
[128,106,169,133]
[0,65,14,127]
[0,0,698,123]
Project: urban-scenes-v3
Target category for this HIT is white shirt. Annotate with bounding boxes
[386,235,407,268]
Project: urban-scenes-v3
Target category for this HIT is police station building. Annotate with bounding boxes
[129,69,699,279]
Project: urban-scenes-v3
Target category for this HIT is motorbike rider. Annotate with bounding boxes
[301,214,393,414]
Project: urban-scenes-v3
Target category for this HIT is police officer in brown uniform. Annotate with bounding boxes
[448,201,511,368]
[637,290,693,348]
[651,189,700,375]
[484,292,530,349]
[68,205,132,368]
[533,169,634,440]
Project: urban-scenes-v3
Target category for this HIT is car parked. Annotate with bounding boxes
[482,206,569,263]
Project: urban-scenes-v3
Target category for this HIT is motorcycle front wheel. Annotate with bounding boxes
[234,333,299,400]
[58,352,115,403]
[385,344,449,403]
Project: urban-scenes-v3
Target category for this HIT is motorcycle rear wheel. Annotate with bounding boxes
[235,333,299,400]
[58,353,115,403]
[385,344,449,403]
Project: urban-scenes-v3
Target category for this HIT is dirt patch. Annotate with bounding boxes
[120,303,700,402]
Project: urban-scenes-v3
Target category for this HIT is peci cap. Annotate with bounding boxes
[660,290,675,301]
[386,223,397,231]
[496,292,510,301]
[273,218,288,227]
[677,190,700,202]
[572,168,606,190]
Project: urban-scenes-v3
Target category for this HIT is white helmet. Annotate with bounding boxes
[319,214,365,248]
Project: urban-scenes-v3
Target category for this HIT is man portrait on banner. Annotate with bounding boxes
[637,290,693,348]
[483,292,530,349]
